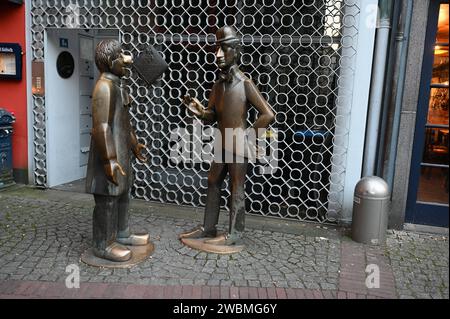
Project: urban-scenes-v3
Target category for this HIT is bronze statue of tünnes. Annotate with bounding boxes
[82,39,154,266]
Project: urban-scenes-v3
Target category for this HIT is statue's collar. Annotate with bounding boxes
[101,72,130,106]
[218,65,240,83]
[101,72,121,85]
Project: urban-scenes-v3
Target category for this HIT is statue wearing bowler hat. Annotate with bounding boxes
[180,26,275,253]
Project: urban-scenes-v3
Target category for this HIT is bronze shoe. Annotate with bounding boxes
[93,242,131,262]
[204,232,243,246]
[178,225,217,239]
[182,235,245,254]
[116,233,150,246]
[203,233,228,245]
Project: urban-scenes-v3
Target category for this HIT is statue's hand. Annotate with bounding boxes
[133,143,148,163]
[182,95,204,118]
[104,159,126,186]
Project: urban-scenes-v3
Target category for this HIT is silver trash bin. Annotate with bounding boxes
[351,176,389,245]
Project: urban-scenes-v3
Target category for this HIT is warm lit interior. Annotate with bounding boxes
[436,3,449,43]
[418,3,449,204]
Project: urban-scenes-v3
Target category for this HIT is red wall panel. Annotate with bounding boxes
[0,3,27,173]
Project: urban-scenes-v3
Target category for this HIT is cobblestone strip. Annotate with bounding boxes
[0,280,379,299]
[0,280,372,299]
[338,240,397,299]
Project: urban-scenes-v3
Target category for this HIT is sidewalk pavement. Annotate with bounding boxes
[0,185,448,299]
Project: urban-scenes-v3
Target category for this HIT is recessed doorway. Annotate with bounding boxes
[44,28,119,188]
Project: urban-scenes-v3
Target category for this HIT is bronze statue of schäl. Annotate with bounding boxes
[179,26,275,254]
[81,39,153,267]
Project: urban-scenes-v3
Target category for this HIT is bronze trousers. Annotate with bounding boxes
[203,152,248,238]
[92,192,131,250]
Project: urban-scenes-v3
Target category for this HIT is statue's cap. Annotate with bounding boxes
[216,26,240,44]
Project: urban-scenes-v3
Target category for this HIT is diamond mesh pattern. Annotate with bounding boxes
[30,0,360,223]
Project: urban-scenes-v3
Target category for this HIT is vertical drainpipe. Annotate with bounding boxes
[384,0,414,190]
[362,0,394,177]
[376,0,401,177]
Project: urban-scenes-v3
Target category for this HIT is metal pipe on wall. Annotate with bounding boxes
[376,0,402,177]
[362,0,394,177]
[384,0,414,190]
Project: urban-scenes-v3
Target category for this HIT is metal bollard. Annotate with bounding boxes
[351,176,390,245]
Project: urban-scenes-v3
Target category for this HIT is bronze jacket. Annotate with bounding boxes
[86,72,134,196]
[203,65,275,157]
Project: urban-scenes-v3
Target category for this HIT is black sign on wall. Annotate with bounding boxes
[56,51,75,79]
[0,43,22,81]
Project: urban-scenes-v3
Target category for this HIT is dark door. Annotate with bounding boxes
[406,0,449,227]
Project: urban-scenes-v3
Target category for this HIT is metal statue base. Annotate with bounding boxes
[181,237,245,254]
[81,242,154,268]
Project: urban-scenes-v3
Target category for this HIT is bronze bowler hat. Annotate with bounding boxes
[216,26,240,44]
